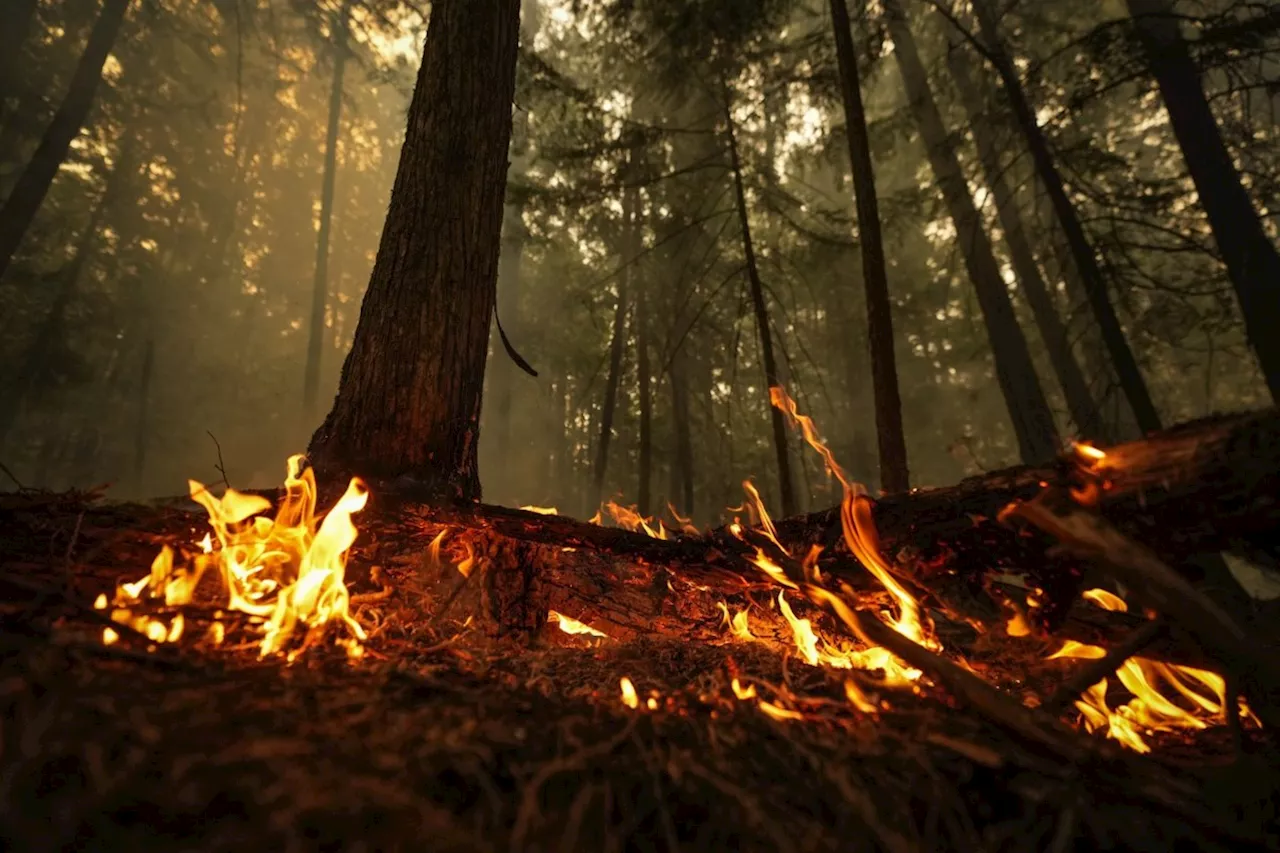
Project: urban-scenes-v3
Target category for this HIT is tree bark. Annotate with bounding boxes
[945,40,1109,443]
[829,0,911,493]
[631,150,653,516]
[1126,0,1280,403]
[0,0,39,113]
[306,0,523,500]
[0,0,131,284]
[966,0,1163,434]
[723,88,796,517]
[302,0,352,412]
[884,0,1060,465]
[668,357,695,516]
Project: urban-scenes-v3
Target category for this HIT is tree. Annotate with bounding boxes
[306,0,523,499]
[965,0,1163,434]
[884,0,1060,464]
[0,0,132,283]
[828,0,910,492]
[302,0,353,412]
[1126,0,1280,403]
[944,36,1109,442]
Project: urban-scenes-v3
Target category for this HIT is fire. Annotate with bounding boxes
[601,499,670,539]
[105,455,371,659]
[548,610,608,638]
[1047,588,1258,752]
[619,676,640,709]
[1073,442,1107,463]
[520,505,559,515]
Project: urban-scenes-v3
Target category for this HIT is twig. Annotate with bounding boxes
[1043,617,1166,715]
[206,430,231,488]
[0,461,25,490]
[62,511,85,588]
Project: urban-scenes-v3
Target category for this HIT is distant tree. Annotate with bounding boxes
[885,0,1060,464]
[827,0,910,492]
[0,0,132,283]
[1126,0,1280,403]
[306,0,523,499]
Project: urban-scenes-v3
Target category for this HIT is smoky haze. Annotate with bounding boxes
[2,0,1275,530]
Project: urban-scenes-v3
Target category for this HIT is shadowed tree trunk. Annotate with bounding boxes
[1126,0,1280,402]
[637,288,653,516]
[723,86,796,516]
[302,0,352,412]
[0,0,131,284]
[966,0,1162,434]
[591,150,638,507]
[829,0,910,493]
[0,0,39,113]
[945,39,1109,443]
[885,0,1060,464]
[306,0,523,500]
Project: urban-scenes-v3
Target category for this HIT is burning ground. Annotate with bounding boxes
[3,403,1280,852]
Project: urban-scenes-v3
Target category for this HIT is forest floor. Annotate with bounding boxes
[1,489,1278,853]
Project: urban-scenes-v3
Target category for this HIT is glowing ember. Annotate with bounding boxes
[619,676,639,709]
[758,700,805,721]
[1005,611,1032,637]
[520,505,559,515]
[548,610,608,638]
[731,677,757,700]
[1047,589,1259,752]
[106,455,371,659]
[1073,442,1107,463]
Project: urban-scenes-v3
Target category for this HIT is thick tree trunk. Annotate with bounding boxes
[967,0,1162,434]
[0,0,131,284]
[302,0,352,412]
[945,42,1108,443]
[829,0,911,493]
[0,0,39,112]
[306,0,522,500]
[668,358,695,516]
[1126,0,1280,402]
[723,92,796,517]
[884,1,1060,465]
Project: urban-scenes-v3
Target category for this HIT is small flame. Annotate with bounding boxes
[844,679,878,714]
[520,505,559,515]
[731,677,757,700]
[455,542,476,579]
[102,627,119,645]
[601,500,670,539]
[548,610,608,638]
[619,676,639,709]
[758,700,805,721]
[1074,442,1107,463]
[1005,611,1032,637]
[1048,590,1259,751]
[107,455,371,659]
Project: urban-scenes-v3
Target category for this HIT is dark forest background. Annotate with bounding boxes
[1,0,1276,526]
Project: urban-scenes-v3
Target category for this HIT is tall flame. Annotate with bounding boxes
[106,455,370,659]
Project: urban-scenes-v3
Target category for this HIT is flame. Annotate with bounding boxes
[717,602,756,640]
[601,500,670,539]
[1005,611,1032,637]
[1048,589,1259,752]
[520,505,559,515]
[666,503,700,535]
[619,676,639,709]
[758,700,805,721]
[106,455,371,659]
[455,541,476,579]
[1074,442,1107,463]
[731,677,757,700]
[844,679,878,714]
[548,610,608,638]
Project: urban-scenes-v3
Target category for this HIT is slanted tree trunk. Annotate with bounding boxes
[945,40,1109,443]
[0,0,131,284]
[884,0,1060,464]
[306,0,523,500]
[302,0,352,412]
[723,87,796,516]
[829,0,910,493]
[1125,0,1280,402]
[966,0,1162,434]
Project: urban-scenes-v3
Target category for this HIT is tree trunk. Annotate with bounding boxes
[637,290,653,516]
[884,1,1060,464]
[302,0,352,412]
[132,337,154,485]
[966,0,1162,435]
[0,0,131,284]
[668,357,695,516]
[1125,0,1280,402]
[829,0,911,493]
[945,41,1109,443]
[723,88,796,517]
[306,0,523,500]
[0,0,39,112]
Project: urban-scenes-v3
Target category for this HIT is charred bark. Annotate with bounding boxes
[966,0,1162,434]
[945,41,1107,443]
[723,89,796,517]
[1126,0,1280,402]
[884,1,1060,464]
[829,0,910,493]
[306,0,522,500]
[0,0,131,284]
[302,0,352,412]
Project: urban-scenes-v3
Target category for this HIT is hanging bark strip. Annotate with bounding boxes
[722,84,796,516]
[828,0,911,493]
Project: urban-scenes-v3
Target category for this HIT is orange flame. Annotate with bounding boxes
[619,676,640,709]
[1048,589,1259,752]
[107,455,371,659]
[548,610,608,638]
[520,505,559,515]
